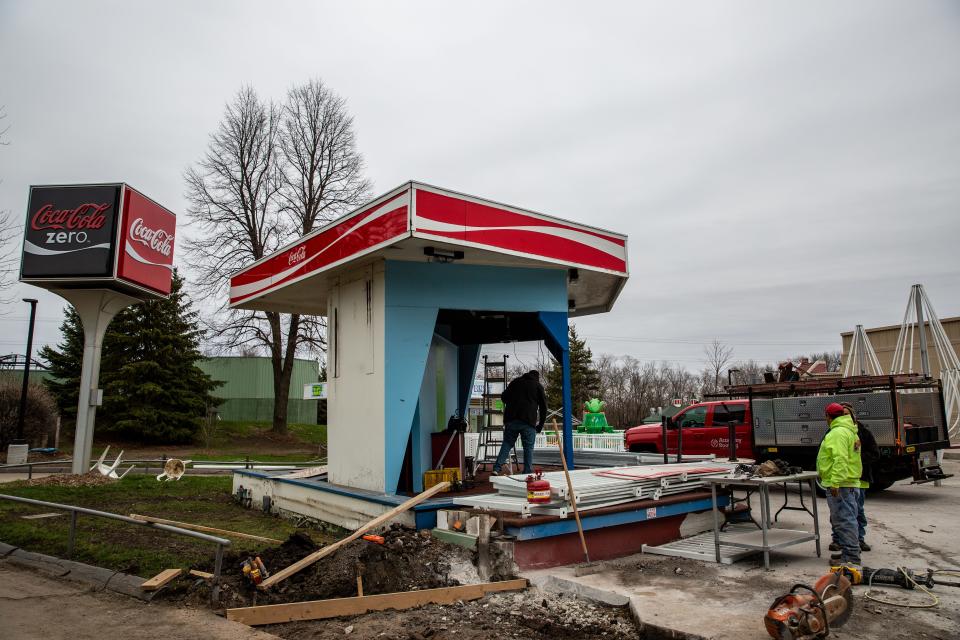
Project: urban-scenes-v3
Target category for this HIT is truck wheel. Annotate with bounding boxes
[629,444,657,454]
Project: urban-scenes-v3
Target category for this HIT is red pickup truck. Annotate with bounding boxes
[623,400,753,459]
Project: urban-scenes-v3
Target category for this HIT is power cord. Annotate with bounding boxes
[864,567,939,609]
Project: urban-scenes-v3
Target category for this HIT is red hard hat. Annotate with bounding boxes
[825,403,845,419]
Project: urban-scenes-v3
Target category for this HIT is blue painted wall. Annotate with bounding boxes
[383,261,568,493]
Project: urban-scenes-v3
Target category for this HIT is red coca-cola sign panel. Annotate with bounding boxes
[117,186,176,295]
[21,183,175,297]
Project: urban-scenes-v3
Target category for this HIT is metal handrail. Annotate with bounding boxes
[0,493,229,596]
[0,457,327,479]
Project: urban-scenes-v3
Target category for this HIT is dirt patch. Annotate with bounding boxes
[19,472,116,488]
[262,588,638,640]
[170,524,481,608]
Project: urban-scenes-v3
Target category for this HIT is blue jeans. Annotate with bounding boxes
[494,420,536,474]
[856,488,867,543]
[835,489,867,545]
[826,487,861,564]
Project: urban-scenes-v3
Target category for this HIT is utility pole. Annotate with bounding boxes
[15,298,39,443]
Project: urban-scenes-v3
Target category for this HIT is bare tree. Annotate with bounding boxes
[0,106,19,308]
[279,79,371,234]
[186,83,371,434]
[186,87,291,432]
[702,338,734,395]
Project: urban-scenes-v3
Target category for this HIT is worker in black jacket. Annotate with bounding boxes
[493,370,547,475]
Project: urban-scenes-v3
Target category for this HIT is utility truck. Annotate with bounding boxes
[623,374,952,490]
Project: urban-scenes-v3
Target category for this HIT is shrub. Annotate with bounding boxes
[0,379,59,449]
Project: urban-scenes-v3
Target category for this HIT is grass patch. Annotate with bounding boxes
[0,475,336,578]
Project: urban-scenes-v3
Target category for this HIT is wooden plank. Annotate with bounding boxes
[21,513,64,520]
[128,514,283,544]
[227,579,527,626]
[280,465,328,480]
[258,481,450,590]
[141,568,182,591]
[188,569,214,579]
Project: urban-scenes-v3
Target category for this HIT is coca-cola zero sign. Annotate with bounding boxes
[21,183,176,297]
[21,185,121,278]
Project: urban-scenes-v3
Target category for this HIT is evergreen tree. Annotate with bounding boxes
[41,270,220,443]
[546,324,601,416]
[39,306,84,422]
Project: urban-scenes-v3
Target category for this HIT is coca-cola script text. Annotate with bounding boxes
[30,203,110,231]
[129,217,174,257]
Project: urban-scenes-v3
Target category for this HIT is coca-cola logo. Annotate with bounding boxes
[129,217,174,257]
[30,203,110,231]
[288,245,306,266]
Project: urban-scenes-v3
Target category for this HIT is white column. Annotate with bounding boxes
[54,289,141,474]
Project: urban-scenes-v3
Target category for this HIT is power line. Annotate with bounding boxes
[581,334,834,347]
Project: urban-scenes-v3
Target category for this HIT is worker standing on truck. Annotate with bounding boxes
[817,402,863,566]
[493,370,547,476]
[843,402,879,552]
[777,361,800,382]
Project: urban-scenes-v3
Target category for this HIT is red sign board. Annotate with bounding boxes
[117,186,176,295]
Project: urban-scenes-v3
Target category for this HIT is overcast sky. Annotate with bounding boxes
[1,1,958,370]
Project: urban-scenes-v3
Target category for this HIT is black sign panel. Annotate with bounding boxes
[21,185,121,279]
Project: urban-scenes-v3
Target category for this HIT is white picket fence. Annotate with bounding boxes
[464,431,625,459]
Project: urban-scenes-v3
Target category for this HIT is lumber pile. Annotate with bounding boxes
[453,463,732,517]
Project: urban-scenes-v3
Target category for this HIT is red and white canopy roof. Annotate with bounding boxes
[229,182,629,316]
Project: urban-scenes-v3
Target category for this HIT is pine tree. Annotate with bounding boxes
[41,270,220,443]
[546,324,601,416]
[39,306,84,421]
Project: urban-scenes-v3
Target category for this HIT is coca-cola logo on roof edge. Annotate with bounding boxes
[30,203,111,231]
[129,217,174,257]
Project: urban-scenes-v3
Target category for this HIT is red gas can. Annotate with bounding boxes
[526,469,552,504]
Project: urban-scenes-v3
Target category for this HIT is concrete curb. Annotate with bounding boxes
[527,573,630,606]
[2,547,153,601]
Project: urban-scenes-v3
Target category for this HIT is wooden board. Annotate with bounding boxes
[280,465,328,480]
[141,568,182,591]
[227,579,528,626]
[20,513,64,520]
[188,569,214,579]
[129,514,282,544]
[258,481,451,590]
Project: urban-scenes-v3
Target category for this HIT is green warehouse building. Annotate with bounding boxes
[199,356,321,424]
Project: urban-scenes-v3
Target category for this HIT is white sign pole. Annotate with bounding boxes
[58,289,141,474]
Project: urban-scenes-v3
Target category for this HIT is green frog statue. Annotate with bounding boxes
[580,398,615,434]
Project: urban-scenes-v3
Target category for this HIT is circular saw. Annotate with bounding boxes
[764,572,853,640]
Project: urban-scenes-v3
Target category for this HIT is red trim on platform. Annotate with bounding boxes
[512,514,684,570]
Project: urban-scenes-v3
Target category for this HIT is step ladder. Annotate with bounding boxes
[473,356,518,474]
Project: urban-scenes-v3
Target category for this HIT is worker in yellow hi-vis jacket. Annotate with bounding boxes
[816,402,862,566]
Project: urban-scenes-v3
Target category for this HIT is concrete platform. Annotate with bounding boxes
[526,460,960,640]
